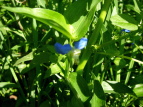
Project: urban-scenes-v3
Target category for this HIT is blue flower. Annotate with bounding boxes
[54,38,88,55]
[54,43,72,55]
[121,29,130,32]
[74,38,88,49]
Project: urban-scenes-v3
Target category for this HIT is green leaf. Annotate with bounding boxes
[90,80,105,107]
[44,62,66,78]
[40,100,51,107]
[3,6,75,39]
[37,0,47,8]
[126,4,141,14]
[133,84,143,97]
[64,0,101,40]
[110,14,138,30]
[113,57,126,70]
[20,52,57,74]
[14,51,35,66]
[102,81,135,95]
[67,72,90,102]
[103,31,120,56]
[130,75,143,85]
[66,96,84,107]
[0,82,18,88]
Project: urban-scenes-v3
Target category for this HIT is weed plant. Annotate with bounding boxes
[0,0,143,107]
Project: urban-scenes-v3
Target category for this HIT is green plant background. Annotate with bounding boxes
[0,0,143,107]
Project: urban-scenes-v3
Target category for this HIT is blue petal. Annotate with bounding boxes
[54,43,72,54]
[74,38,88,50]
[121,29,130,32]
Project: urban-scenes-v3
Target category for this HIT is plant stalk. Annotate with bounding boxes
[76,0,113,75]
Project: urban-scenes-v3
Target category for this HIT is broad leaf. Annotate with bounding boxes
[113,57,126,70]
[102,81,135,95]
[66,96,84,107]
[133,84,143,97]
[3,6,75,39]
[110,14,138,30]
[40,100,51,107]
[67,72,90,102]
[64,0,101,40]
[44,62,66,78]
[90,80,105,107]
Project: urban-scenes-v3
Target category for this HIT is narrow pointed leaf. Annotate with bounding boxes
[14,51,34,66]
[0,82,18,88]
[3,6,75,39]
[64,0,101,40]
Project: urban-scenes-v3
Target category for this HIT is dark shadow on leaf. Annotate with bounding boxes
[117,14,138,24]
[94,80,105,100]
[64,0,89,24]
[21,52,57,74]
[76,74,91,97]
[106,81,136,96]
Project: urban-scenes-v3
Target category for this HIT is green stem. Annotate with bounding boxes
[76,0,113,75]
[96,52,143,65]
[124,60,134,84]
[124,47,138,84]
[97,33,133,50]
[29,19,39,106]
[2,31,27,104]
[10,66,27,104]
[116,69,121,82]
[109,63,114,80]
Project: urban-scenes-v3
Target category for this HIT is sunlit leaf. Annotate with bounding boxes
[114,57,126,70]
[64,0,101,40]
[0,82,18,88]
[110,14,138,30]
[44,62,66,78]
[133,84,143,97]
[102,81,135,95]
[14,51,35,66]
[3,6,75,39]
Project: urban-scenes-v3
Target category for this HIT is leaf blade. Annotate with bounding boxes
[3,6,75,39]
[64,0,101,40]
[110,14,138,30]
[67,72,90,102]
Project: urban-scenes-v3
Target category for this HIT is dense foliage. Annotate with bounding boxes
[0,0,143,107]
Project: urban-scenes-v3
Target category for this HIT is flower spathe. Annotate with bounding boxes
[54,38,88,55]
